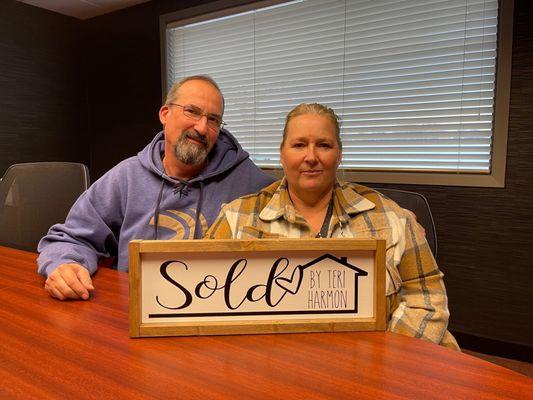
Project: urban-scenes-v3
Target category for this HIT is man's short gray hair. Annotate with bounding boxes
[165,75,225,113]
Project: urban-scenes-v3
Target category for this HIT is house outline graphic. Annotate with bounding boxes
[293,253,368,314]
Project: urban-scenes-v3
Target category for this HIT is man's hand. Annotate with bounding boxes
[45,263,94,301]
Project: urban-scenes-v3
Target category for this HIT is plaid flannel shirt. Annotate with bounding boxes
[206,179,459,349]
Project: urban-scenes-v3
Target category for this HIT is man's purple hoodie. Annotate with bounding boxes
[37,129,275,276]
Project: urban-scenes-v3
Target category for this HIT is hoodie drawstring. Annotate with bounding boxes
[173,178,190,198]
[153,179,166,239]
[192,181,204,239]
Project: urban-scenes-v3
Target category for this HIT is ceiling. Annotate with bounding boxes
[17,0,151,20]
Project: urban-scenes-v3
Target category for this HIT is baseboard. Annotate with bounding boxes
[452,331,533,363]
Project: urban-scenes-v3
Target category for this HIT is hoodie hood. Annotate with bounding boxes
[136,128,274,240]
[138,129,251,184]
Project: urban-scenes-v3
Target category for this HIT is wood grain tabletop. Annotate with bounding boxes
[0,246,531,400]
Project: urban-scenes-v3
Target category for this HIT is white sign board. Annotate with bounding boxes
[129,239,386,337]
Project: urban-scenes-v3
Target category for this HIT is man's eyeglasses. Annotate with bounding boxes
[167,103,225,131]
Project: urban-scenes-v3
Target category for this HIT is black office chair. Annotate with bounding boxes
[0,162,90,252]
[374,188,438,258]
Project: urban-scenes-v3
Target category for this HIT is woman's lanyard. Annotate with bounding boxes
[315,196,335,238]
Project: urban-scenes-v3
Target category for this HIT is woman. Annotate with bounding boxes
[206,103,458,349]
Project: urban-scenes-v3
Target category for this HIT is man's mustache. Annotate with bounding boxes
[183,131,208,148]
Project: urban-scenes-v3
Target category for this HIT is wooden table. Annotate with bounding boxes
[0,246,531,399]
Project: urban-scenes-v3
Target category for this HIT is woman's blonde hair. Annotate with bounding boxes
[281,103,342,149]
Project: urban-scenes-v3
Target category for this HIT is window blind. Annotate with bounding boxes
[166,0,498,173]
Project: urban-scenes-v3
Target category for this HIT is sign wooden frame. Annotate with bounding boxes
[129,238,386,338]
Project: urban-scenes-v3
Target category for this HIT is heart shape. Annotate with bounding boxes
[274,266,303,295]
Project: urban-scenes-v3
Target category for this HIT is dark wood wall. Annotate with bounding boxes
[1,0,531,351]
[83,1,162,179]
[0,0,88,176]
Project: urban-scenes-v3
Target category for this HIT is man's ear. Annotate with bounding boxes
[159,105,170,125]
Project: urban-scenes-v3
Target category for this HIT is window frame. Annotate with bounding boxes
[160,0,514,188]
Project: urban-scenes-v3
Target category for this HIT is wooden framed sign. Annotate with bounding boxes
[129,238,386,338]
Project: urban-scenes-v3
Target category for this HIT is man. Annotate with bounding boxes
[38,75,275,301]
